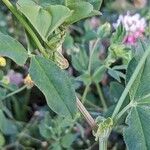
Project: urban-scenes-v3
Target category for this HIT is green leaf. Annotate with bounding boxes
[51,142,62,150]
[17,0,72,40]
[126,44,150,103]
[0,12,8,34]
[39,113,53,139]
[88,10,101,17]
[87,0,103,10]
[0,71,4,80]
[92,65,106,83]
[71,48,89,73]
[124,106,150,150]
[0,33,28,66]
[97,22,111,38]
[63,34,74,50]
[35,0,64,6]
[83,30,98,41]
[0,132,5,147]
[29,56,77,119]
[76,72,92,85]
[17,0,51,40]
[61,133,75,148]
[0,110,18,135]
[0,87,6,100]
[65,0,103,10]
[45,5,72,37]
[108,43,132,65]
[110,82,125,103]
[65,2,94,25]
[111,25,126,43]
[108,68,125,82]
[109,82,130,122]
[124,42,150,150]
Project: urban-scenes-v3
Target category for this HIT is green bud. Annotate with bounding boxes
[97,22,111,38]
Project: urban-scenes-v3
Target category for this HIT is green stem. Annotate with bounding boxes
[2,0,47,57]
[82,39,100,103]
[112,46,150,118]
[0,82,14,91]
[88,39,100,74]
[115,102,132,122]
[96,83,107,111]
[1,85,27,101]
[99,138,107,150]
[81,84,90,103]
[85,100,102,111]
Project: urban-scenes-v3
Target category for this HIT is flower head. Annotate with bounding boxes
[6,70,23,86]
[113,12,147,45]
[24,74,34,89]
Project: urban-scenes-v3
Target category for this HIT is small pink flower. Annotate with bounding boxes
[125,35,136,45]
[113,12,147,45]
[134,31,143,39]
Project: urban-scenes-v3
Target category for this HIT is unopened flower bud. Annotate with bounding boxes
[98,22,111,38]
[0,57,6,67]
[1,76,10,85]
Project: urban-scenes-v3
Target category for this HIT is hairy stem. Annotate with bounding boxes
[76,97,97,130]
[112,46,150,118]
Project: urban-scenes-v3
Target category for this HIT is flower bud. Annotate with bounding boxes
[24,74,34,89]
[98,22,111,38]
[0,57,6,67]
[1,76,10,85]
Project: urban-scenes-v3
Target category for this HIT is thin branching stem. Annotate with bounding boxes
[95,83,107,111]
[88,39,100,74]
[82,84,90,103]
[1,85,27,101]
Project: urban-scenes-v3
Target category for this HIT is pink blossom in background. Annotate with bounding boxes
[89,17,100,29]
[113,12,147,45]
[6,70,23,86]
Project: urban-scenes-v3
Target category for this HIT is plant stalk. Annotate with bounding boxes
[88,39,100,74]
[96,83,107,111]
[112,45,150,118]
[115,102,132,122]
[76,97,97,131]
[99,138,107,150]
[1,85,27,101]
[82,84,90,103]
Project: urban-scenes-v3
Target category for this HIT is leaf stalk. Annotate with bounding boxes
[112,46,150,118]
